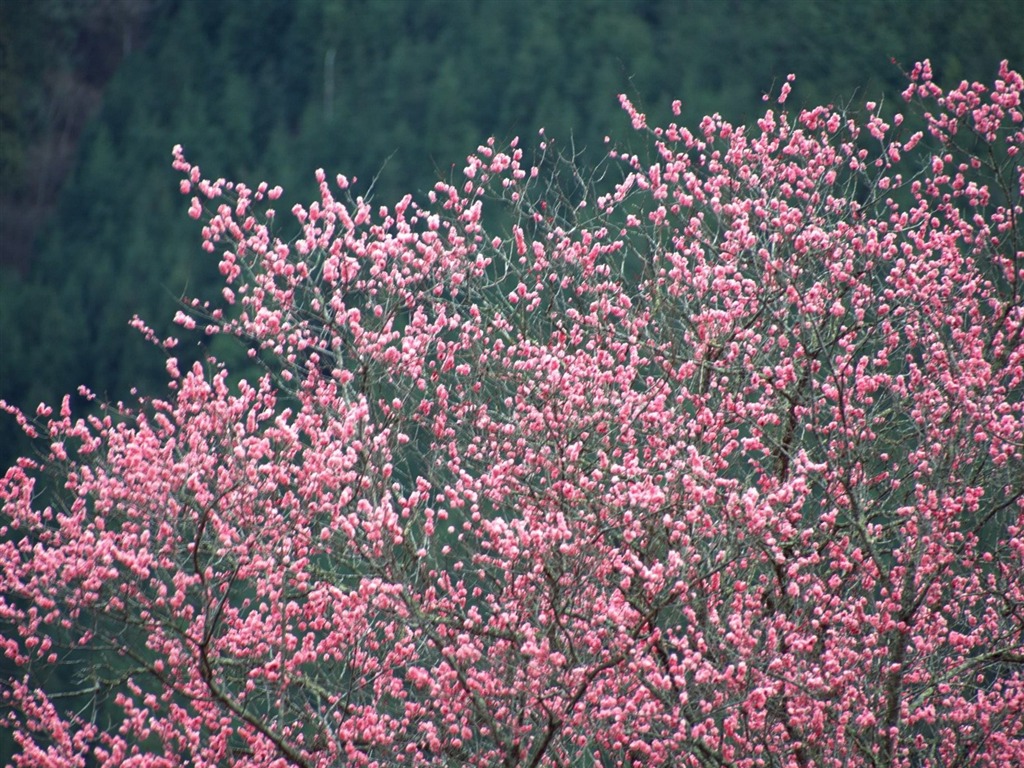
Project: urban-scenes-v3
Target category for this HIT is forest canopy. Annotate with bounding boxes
[1,0,1022,472]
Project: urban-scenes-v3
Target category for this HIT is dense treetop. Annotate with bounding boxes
[2,56,1023,766]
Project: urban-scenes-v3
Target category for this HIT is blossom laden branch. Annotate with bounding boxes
[2,61,1023,767]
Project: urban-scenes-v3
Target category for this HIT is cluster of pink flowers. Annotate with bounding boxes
[2,62,1023,767]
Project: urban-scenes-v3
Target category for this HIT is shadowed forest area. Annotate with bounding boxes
[1,0,1022,470]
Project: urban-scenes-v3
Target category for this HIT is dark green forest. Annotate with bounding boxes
[1,0,1022,471]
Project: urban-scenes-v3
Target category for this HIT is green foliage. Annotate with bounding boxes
[1,0,1022,476]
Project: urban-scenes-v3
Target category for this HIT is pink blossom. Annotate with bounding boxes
[3,62,1023,767]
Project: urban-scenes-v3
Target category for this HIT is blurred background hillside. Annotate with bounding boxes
[1,0,1022,470]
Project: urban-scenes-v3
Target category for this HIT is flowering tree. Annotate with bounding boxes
[3,61,1023,767]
